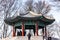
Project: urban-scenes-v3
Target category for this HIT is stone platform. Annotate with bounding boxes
[1,36,43,40]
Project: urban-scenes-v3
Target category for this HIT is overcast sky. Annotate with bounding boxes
[45,0,60,23]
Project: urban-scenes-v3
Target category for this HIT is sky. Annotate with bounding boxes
[45,0,60,23]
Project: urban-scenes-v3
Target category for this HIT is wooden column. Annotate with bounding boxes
[42,28,44,40]
[22,22,24,36]
[35,22,38,36]
[43,27,45,37]
[45,26,47,37]
[43,26,47,37]
[12,25,16,37]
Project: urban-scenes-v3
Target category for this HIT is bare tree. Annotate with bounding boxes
[47,21,60,39]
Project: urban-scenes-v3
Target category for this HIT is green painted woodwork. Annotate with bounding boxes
[14,20,45,27]
[4,16,55,29]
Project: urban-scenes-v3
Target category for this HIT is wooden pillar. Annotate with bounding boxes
[22,22,24,36]
[45,26,47,37]
[12,25,16,37]
[42,28,44,36]
[43,27,45,37]
[42,28,44,40]
[43,26,47,37]
[35,22,38,36]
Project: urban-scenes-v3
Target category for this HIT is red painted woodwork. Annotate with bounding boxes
[22,22,24,36]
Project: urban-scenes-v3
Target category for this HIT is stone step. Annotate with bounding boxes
[1,36,43,40]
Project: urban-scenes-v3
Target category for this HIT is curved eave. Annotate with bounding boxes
[41,16,55,25]
[4,16,55,26]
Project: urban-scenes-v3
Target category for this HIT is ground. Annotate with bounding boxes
[1,36,59,40]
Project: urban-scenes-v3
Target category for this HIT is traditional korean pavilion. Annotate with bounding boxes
[4,11,55,37]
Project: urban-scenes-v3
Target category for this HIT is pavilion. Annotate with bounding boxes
[4,11,55,37]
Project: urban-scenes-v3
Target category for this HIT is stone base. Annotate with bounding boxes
[1,36,43,40]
